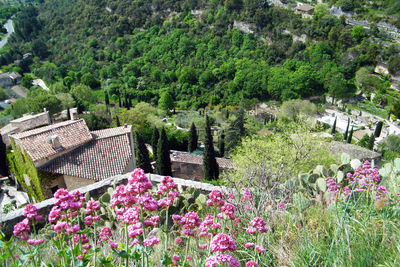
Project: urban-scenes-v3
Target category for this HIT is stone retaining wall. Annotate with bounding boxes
[0,173,222,237]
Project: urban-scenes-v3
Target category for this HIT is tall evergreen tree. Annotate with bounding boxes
[157,127,172,176]
[331,117,337,135]
[67,107,71,120]
[105,91,110,106]
[135,131,152,173]
[118,94,122,107]
[344,118,350,140]
[368,133,376,150]
[225,108,246,153]
[374,121,383,137]
[347,126,353,143]
[203,115,219,180]
[218,131,225,157]
[116,115,121,127]
[188,122,198,152]
[0,133,8,176]
[151,127,159,161]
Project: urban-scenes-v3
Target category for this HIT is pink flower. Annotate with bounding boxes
[13,218,30,240]
[128,168,153,195]
[175,237,182,244]
[205,253,240,267]
[210,233,237,252]
[199,244,208,249]
[246,260,258,267]
[221,203,235,220]
[85,200,100,214]
[143,235,160,247]
[23,204,38,220]
[241,188,253,202]
[127,223,143,238]
[77,255,84,260]
[109,241,118,249]
[99,227,112,241]
[255,245,266,253]
[35,215,43,221]
[48,206,61,222]
[181,212,201,230]
[207,190,225,207]
[144,216,160,227]
[249,217,268,233]
[172,254,180,261]
[245,243,255,248]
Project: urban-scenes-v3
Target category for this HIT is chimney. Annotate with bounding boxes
[44,108,51,125]
[46,135,62,150]
[70,108,78,120]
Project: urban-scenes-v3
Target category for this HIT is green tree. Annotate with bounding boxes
[203,115,219,180]
[32,39,49,59]
[152,127,159,160]
[188,122,198,153]
[218,131,225,157]
[357,134,370,148]
[226,108,247,152]
[70,84,96,109]
[331,117,337,135]
[347,126,353,143]
[374,121,383,138]
[351,25,366,42]
[81,73,100,89]
[158,91,175,114]
[280,99,317,121]
[368,133,376,150]
[0,133,8,176]
[157,127,172,176]
[105,90,110,106]
[0,88,7,101]
[344,118,350,140]
[135,131,152,173]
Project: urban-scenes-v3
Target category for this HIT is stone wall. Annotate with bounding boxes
[0,173,222,237]
[63,175,95,191]
[171,161,228,181]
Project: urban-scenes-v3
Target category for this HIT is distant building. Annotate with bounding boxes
[328,141,382,166]
[0,72,21,89]
[169,150,233,181]
[295,4,314,18]
[1,110,51,147]
[10,117,135,198]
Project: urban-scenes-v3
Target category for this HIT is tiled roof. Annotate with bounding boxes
[39,127,133,180]
[170,150,234,169]
[10,119,92,162]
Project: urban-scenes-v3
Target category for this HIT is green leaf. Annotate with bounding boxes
[341,153,351,164]
[316,178,327,192]
[336,170,344,183]
[161,253,173,266]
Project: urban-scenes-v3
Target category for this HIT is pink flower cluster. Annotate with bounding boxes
[246,217,268,234]
[210,233,237,252]
[14,204,44,242]
[207,190,225,207]
[205,253,240,267]
[13,218,30,241]
[99,227,112,241]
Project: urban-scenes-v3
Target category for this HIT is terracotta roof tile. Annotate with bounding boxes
[10,119,92,162]
[39,128,133,180]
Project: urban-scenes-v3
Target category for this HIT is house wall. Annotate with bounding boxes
[63,175,95,191]
[39,173,67,199]
[171,161,229,181]
[10,113,49,132]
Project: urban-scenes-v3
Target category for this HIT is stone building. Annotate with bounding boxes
[0,72,21,88]
[170,150,234,181]
[9,117,135,198]
[294,4,314,18]
[1,110,51,147]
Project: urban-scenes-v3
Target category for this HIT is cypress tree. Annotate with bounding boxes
[188,122,198,152]
[116,115,121,127]
[0,133,8,176]
[135,131,152,173]
[218,131,225,158]
[118,94,122,107]
[374,121,383,137]
[344,118,350,140]
[331,117,337,135]
[105,91,110,106]
[67,107,71,120]
[151,127,159,161]
[368,133,376,150]
[347,126,353,143]
[203,115,219,180]
[157,127,172,176]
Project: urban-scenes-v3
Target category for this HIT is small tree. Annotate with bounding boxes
[374,121,383,138]
[158,92,175,114]
[0,133,8,176]
[105,91,110,106]
[347,126,353,143]
[135,131,152,173]
[157,127,172,176]
[188,122,198,152]
[331,117,337,135]
[368,133,376,150]
[67,107,71,120]
[116,115,121,127]
[203,115,219,180]
[344,118,350,140]
[226,108,247,153]
[218,131,225,157]
[152,127,159,160]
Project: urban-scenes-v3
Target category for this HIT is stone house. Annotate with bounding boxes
[170,150,233,181]
[294,4,314,18]
[0,72,21,88]
[9,117,135,198]
[329,141,382,166]
[1,110,51,147]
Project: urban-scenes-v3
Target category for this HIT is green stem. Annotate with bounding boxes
[164,206,169,252]
[27,242,38,267]
[93,221,97,267]
[184,238,190,265]
[7,246,17,266]
[125,224,129,267]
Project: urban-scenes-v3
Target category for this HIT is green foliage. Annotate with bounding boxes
[280,99,317,121]
[157,127,172,176]
[351,25,367,42]
[225,108,246,153]
[151,127,159,160]
[203,115,219,180]
[158,91,174,114]
[0,133,7,176]
[135,131,152,173]
[0,88,7,101]
[8,139,44,202]
[188,122,198,153]
[218,131,225,157]
[357,134,370,148]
